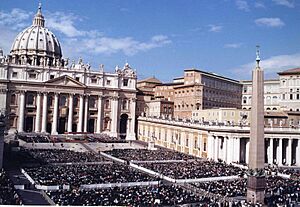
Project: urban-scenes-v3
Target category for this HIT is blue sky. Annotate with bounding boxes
[1,0,300,81]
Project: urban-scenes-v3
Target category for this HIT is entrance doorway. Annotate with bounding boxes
[119,114,128,139]
[58,117,66,134]
[88,119,95,133]
[25,117,33,132]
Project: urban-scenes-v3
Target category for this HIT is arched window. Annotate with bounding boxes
[11,94,16,105]
[60,96,67,106]
[73,97,79,107]
[89,97,96,108]
[122,99,127,110]
[26,93,34,105]
[105,99,110,109]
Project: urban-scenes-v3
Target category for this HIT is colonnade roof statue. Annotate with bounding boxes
[10,3,62,65]
[247,46,266,204]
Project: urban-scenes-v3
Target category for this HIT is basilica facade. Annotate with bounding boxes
[0,5,137,140]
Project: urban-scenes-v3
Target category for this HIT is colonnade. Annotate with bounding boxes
[207,134,300,167]
[16,91,136,138]
[138,117,300,167]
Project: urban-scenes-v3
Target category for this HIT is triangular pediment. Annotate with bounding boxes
[45,75,86,88]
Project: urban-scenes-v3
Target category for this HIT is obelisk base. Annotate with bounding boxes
[247,176,266,204]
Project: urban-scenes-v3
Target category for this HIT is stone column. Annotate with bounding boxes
[77,95,84,132]
[286,138,292,166]
[269,138,274,164]
[208,134,215,160]
[277,138,283,166]
[214,136,219,161]
[41,93,48,133]
[245,139,250,164]
[83,96,89,133]
[34,92,41,132]
[110,97,119,137]
[96,95,103,133]
[223,137,228,163]
[227,136,233,164]
[0,117,5,168]
[18,91,25,132]
[296,139,300,166]
[67,94,73,133]
[234,137,241,163]
[127,98,136,140]
[51,93,59,135]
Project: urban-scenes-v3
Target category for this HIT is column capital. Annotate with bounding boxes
[111,96,119,101]
[130,97,137,102]
[17,90,26,94]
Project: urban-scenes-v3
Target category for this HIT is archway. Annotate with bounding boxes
[103,117,110,131]
[25,117,33,132]
[119,114,128,139]
[58,117,66,134]
[88,119,95,133]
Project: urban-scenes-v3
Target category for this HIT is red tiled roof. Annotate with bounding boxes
[278,68,300,75]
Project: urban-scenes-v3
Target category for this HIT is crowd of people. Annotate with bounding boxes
[86,134,127,143]
[106,148,196,161]
[25,163,158,187]
[25,149,108,164]
[141,160,244,179]
[17,133,50,143]
[0,169,22,205]
[191,175,300,206]
[191,179,247,198]
[47,184,243,206]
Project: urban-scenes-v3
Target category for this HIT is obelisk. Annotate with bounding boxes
[246,46,266,204]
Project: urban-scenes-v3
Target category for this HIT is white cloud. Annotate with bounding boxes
[224,43,243,48]
[272,0,295,8]
[236,0,250,11]
[77,35,171,56]
[233,53,300,78]
[0,8,32,30]
[208,24,223,32]
[255,18,285,27]
[0,8,172,59]
[255,2,266,8]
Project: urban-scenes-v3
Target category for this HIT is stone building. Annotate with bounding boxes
[136,77,161,117]
[0,5,137,140]
[146,98,174,118]
[241,79,280,111]
[173,69,242,118]
[138,116,300,166]
[278,68,300,112]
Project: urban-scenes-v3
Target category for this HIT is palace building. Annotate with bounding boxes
[0,5,137,140]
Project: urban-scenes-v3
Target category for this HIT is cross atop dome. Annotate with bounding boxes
[33,2,45,27]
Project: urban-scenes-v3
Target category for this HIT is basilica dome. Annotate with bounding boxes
[10,4,62,66]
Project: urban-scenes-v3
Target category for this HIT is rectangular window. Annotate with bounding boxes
[203,142,207,151]
[50,75,55,79]
[91,78,97,84]
[75,77,80,81]
[290,94,293,100]
[123,79,128,86]
[107,80,111,85]
[29,73,37,79]
[12,72,18,78]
